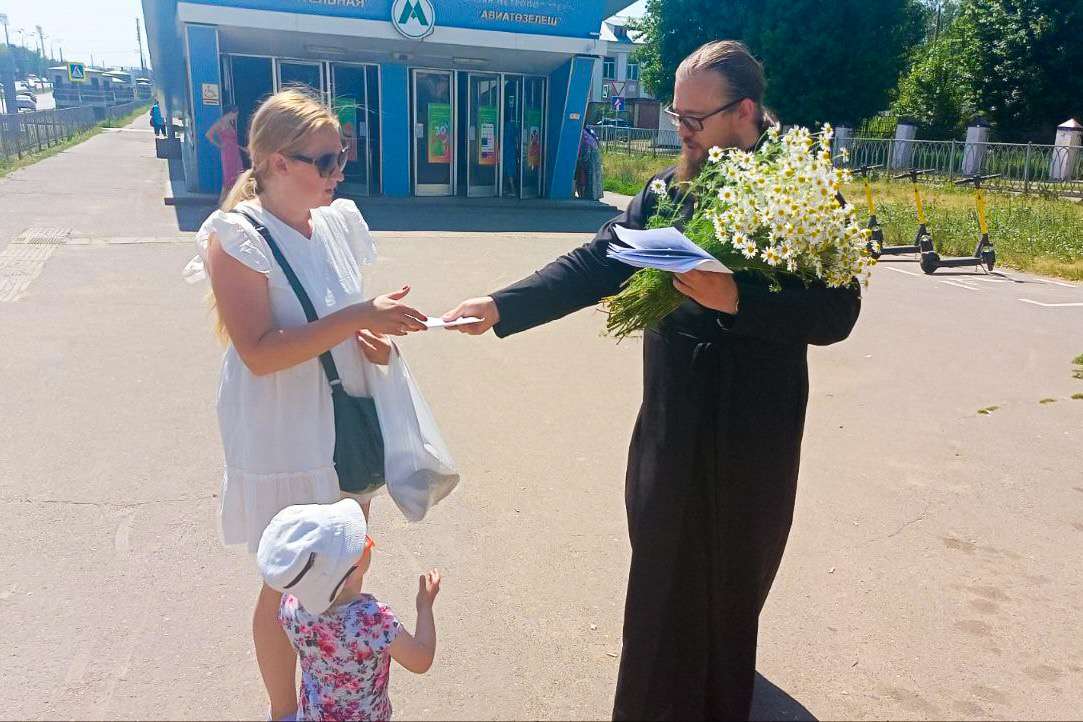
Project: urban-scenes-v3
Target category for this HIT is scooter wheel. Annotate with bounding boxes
[920,252,940,274]
[982,249,996,272]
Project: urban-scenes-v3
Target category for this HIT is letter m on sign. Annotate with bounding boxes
[398,1,428,26]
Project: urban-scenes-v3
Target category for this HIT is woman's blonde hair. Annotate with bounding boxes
[210,88,340,342]
[220,87,340,211]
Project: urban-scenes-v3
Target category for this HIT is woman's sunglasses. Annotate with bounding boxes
[288,146,349,177]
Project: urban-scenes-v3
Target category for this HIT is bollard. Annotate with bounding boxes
[961,116,990,176]
[890,120,917,170]
[1049,118,1082,182]
[833,125,853,166]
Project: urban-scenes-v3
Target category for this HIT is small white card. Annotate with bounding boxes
[424,316,484,329]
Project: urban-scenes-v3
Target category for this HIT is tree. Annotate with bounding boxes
[891,24,978,138]
[891,0,1083,141]
[632,0,925,127]
[959,0,1083,141]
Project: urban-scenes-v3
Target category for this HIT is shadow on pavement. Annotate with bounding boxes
[750,673,817,722]
[168,157,219,232]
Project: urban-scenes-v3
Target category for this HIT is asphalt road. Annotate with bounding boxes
[0,118,1080,720]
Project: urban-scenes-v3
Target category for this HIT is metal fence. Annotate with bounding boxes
[842,136,1083,196]
[590,124,681,156]
[0,100,147,164]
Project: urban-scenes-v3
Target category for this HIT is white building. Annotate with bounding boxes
[587,16,662,130]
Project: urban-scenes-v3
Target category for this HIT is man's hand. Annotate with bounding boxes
[442,296,500,335]
[672,270,739,314]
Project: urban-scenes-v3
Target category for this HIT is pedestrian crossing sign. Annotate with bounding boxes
[68,63,87,83]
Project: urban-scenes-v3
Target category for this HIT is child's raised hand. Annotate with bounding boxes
[416,569,441,609]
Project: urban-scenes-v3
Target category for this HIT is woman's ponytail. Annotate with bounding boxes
[220,167,258,210]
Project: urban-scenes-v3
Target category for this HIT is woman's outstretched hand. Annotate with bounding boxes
[359,286,428,336]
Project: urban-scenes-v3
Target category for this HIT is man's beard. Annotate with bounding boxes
[676,148,706,182]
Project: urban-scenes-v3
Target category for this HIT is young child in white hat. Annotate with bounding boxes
[257,499,440,721]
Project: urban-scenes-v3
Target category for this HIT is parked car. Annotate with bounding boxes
[15,81,36,101]
[16,93,37,112]
[596,117,631,128]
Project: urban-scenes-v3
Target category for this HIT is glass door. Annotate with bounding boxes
[521,77,546,198]
[225,55,274,153]
[502,75,522,198]
[331,64,370,196]
[277,60,324,98]
[467,73,500,197]
[412,69,454,196]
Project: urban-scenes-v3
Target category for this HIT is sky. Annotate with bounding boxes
[1,0,147,68]
[0,0,647,71]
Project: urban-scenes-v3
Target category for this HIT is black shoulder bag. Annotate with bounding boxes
[234,210,385,495]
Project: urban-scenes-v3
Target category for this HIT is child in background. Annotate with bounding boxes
[257,499,441,721]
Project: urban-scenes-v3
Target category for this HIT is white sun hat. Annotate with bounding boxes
[256,498,368,615]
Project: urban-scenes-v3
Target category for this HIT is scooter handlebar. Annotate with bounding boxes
[953,173,1001,186]
[891,169,936,180]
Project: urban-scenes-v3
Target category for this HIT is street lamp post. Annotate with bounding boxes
[0,13,19,117]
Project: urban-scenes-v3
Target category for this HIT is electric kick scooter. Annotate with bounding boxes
[885,168,937,257]
[854,164,887,258]
[919,173,999,274]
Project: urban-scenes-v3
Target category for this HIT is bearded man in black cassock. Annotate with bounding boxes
[443,40,862,721]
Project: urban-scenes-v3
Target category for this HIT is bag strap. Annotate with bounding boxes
[233,209,344,389]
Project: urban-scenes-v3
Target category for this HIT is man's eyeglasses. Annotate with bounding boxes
[665,97,747,133]
[288,146,349,177]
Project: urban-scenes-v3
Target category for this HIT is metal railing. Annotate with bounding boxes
[0,100,147,164]
[589,124,681,156]
[841,136,1083,196]
[52,86,136,109]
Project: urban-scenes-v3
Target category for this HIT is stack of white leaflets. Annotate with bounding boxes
[608,226,732,274]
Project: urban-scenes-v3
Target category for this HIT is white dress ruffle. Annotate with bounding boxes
[190,199,382,552]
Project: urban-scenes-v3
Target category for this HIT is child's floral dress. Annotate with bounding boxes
[279,593,400,721]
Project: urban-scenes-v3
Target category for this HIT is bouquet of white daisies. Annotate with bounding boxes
[605,124,874,339]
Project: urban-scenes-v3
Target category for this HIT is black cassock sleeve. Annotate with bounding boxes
[491,167,862,347]
[490,170,671,338]
[724,275,862,347]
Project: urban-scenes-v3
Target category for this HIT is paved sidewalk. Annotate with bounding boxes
[1,118,1081,720]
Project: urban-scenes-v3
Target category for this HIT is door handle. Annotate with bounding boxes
[414,123,423,139]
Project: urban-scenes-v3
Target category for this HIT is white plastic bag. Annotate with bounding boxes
[363,344,459,522]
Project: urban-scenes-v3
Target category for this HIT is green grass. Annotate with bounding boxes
[1072,393,1083,400]
[854,180,1083,281]
[0,104,150,178]
[1039,398,1057,404]
[977,405,1000,415]
[1074,354,1083,380]
[602,151,675,196]
[600,150,1083,281]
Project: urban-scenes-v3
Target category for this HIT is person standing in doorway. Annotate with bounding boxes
[442,41,861,720]
[206,105,245,202]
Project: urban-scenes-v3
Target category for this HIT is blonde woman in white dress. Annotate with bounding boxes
[187,89,427,721]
